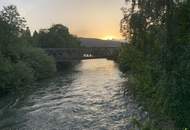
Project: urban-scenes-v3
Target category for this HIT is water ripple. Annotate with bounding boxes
[0,59,148,130]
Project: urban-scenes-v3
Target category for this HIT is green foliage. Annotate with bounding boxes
[120,0,190,128]
[22,48,56,80]
[0,5,56,94]
[0,5,26,31]
[10,61,34,89]
[33,24,81,48]
[131,118,159,130]
[119,46,145,73]
[0,54,34,92]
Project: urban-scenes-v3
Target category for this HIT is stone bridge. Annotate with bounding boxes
[45,47,119,62]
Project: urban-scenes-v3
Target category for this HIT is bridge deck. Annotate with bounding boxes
[45,47,119,62]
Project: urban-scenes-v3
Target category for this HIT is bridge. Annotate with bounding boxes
[45,47,119,62]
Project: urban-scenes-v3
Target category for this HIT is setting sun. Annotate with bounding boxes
[103,35,115,40]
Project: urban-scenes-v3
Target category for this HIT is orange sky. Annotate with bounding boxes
[0,0,126,40]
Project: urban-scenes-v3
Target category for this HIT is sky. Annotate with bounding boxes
[0,0,126,40]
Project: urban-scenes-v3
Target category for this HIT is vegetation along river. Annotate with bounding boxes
[0,59,148,130]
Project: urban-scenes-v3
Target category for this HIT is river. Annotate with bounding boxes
[0,59,148,130]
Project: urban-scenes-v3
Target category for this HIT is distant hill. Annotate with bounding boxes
[79,38,126,47]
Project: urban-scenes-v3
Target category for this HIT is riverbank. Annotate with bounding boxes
[119,1,190,128]
[123,75,175,129]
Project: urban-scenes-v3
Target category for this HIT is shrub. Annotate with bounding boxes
[22,47,56,80]
[0,53,34,93]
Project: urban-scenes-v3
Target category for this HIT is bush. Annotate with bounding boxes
[0,54,34,93]
[0,46,56,95]
[119,45,145,73]
[11,61,34,89]
[22,47,56,80]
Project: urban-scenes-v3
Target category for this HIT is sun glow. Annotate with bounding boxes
[102,35,115,40]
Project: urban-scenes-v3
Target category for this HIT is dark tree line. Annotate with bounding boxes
[0,5,81,95]
[119,0,190,128]
[32,24,81,48]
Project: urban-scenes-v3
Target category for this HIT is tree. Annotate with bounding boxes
[32,30,39,46]
[119,0,190,128]
[22,27,32,43]
[0,5,26,31]
[0,5,56,95]
[35,24,81,48]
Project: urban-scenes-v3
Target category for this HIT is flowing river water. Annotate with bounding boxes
[0,59,148,130]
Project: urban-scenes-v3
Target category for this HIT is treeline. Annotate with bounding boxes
[32,24,81,48]
[0,5,80,95]
[119,0,190,129]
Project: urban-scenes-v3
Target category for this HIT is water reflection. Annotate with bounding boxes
[0,59,147,130]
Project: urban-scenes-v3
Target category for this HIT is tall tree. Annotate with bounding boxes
[0,5,56,94]
[0,5,26,31]
[120,0,190,128]
[36,24,81,48]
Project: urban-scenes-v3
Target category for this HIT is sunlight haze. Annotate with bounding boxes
[0,0,125,40]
